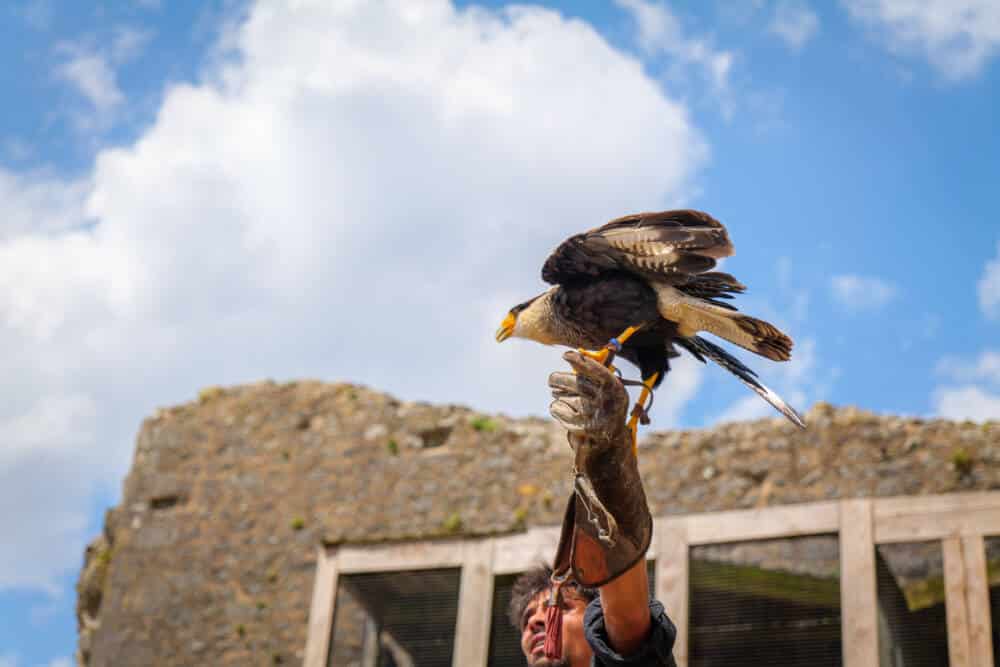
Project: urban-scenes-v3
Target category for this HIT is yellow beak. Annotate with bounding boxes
[495,312,516,342]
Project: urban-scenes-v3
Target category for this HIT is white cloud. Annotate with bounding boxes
[650,354,704,428]
[0,395,98,469]
[933,349,1000,422]
[0,0,707,592]
[934,386,1000,421]
[44,658,72,667]
[613,0,735,94]
[0,168,90,240]
[614,0,675,52]
[937,350,1000,385]
[830,273,897,311]
[0,654,17,667]
[843,0,1000,80]
[979,242,1000,319]
[932,350,1000,420]
[714,393,769,424]
[55,52,124,113]
[770,0,819,50]
[111,26,154,64]
[3,138,34,162]
[53,26,151,132]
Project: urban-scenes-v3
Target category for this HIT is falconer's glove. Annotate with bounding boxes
[548,350,653,587]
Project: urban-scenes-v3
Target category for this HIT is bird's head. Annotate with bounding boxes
[495,291,556,344]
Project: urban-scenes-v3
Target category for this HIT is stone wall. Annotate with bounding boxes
[75,380,999,665]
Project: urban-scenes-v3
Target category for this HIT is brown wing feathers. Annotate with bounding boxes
[541,210,732,286]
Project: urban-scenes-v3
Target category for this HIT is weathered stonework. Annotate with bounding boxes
[75,380,999,666]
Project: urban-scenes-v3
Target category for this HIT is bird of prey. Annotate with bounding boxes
[495,209,805,445]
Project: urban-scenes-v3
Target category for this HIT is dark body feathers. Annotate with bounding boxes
[551,274,678,388]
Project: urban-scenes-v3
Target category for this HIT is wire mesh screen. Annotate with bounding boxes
[487,573,523,667]
[876,541,949,666]
[689,534,842,666]
[487,561,656,666]
[328,568,460,667]
[983,536,1000,666]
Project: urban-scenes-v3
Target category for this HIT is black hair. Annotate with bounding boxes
[507,564,598,630]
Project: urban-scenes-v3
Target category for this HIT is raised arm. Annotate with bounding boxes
[599,558,653,654]
[548,351,658,658]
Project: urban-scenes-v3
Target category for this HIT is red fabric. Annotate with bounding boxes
[543,600,563,661]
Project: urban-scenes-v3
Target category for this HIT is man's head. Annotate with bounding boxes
[508,565,598,667]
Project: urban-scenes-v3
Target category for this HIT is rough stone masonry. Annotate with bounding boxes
[76,379,999,666]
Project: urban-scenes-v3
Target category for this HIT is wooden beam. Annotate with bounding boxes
[943,536,971,667]
[655,518,689,667]
[961,534,993,666]
[303,545,339,667]
[683,501,839,545]
[337,539,466,573]
[874,491,1000,519]
[492,527,560,575]
[840,499,877,667]
[875,507,1000,544]
[453,539,495,667]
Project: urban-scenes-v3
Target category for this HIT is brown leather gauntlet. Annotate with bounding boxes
[548,351,653,587]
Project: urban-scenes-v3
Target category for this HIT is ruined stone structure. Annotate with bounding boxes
[75,379,999,665]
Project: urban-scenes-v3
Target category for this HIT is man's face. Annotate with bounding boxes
[519,587,593,667]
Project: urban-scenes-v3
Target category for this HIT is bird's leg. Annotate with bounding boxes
[576,324,652,453]
[626,372,659,457]
[576,325,644,368]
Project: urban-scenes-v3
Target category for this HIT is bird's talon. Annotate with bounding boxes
[577,347,612,366]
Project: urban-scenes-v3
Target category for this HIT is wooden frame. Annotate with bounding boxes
[304,492,1000,667]
[840,499,877,667]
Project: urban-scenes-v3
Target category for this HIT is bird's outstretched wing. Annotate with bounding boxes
[541,210,734,286]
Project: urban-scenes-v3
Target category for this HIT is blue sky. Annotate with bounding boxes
[1,1,999,664]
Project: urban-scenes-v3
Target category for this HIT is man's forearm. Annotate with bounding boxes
[598,557,652,656]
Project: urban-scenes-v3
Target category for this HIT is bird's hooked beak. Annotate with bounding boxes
[495,312,516,342]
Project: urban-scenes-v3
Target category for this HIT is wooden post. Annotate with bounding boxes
[655,518,689,667]
[453,539,495,667]
[840,499,877,667]
[303,545,339,667]
[943,536,971,666]
[961,534,993,667]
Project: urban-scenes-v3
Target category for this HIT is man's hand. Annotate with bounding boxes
[548,350,628,444]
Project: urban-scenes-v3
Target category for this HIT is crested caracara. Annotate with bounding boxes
[495,209,805,434]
